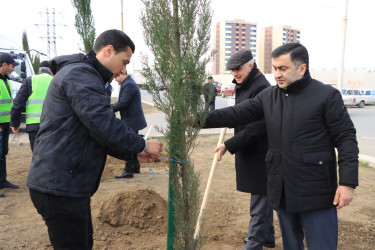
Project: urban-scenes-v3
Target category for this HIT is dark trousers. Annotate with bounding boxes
[124,130,140,173]
[0,123,10,182]
[276,207,337,250]
[205,99,215,111]
[29,189,93,250]
[246,193,275,249]
[28,131,37,152]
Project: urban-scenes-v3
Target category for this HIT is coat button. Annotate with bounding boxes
[319,161,323,165]
[285,94,288,96]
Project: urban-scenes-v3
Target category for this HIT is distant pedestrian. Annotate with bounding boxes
[0,53,20,193]
[203,76,216,111]
[113,71,147,178]
[11,61,53,151]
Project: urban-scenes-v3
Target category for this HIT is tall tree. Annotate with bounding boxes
[71,0,96,52]
[140,0,213,248]
[22,31,40,74]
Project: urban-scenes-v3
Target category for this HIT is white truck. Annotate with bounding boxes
[0,48,35,98]
[341,88,366,108]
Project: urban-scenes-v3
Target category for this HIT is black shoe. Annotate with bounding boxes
[115,170,134,178]
[244,238,275,248]
[0,180,20,189]
[263,241,275,248]
[0,192,4,197]
[134,169,140,174]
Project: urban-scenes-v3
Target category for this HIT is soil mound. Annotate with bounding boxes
[92,187,167,232]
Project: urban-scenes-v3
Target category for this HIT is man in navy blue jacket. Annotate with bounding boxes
[112,72,147,178]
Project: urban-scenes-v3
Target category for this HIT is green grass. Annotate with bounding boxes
[359,161,371,168]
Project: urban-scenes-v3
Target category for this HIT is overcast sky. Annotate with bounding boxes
[2,0,374,72]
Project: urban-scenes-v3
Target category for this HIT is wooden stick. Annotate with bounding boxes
[144,125,153,140]
[193,127,227,246]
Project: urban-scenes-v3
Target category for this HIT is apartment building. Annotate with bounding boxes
[258,25,301,73]
[212,19,257,74]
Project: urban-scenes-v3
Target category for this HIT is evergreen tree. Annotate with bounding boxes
[22,31,40,74]
[71,0,95,52]
[140,0,213,248]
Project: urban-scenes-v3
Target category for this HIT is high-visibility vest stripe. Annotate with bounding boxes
[26,99,44,105]
[25,113,42,118]
[25,74,52,125]
[0,79,13,123]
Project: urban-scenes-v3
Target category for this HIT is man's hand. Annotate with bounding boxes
[11,126,19,135]
[333,185,355,209]
[214,143,227,161]
[144,139,163,159]
[137,152,158,163]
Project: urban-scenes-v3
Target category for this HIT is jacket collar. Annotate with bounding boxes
[87,50,114,84]
[281,71,311,93]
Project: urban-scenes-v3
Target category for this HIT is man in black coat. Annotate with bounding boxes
[27,30,163,249]
[211,50,274,250]
[204,43,358,250]
[112,72,147,178]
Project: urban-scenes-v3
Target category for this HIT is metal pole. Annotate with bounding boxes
[338,0,349,92]
[121,0,124,32]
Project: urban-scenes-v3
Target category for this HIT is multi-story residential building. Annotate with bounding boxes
[212,19,257,75]
[258,25,301,73]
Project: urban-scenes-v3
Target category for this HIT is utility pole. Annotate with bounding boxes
[338,0,349,92]
[121,0,124,31]
[35,7,66,59]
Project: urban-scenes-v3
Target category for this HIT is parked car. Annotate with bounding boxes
[157,83,167,91]
[361,89,375,105]
[214,81,222,95]
[341,88,366,108]
[221,84,236,98]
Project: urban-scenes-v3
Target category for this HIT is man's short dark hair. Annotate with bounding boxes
[271,42,309,71]
[93,29,135,54]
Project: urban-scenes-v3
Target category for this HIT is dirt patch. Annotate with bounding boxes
[0,135,374,249]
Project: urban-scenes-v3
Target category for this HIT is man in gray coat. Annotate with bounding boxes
[112,72,147,178]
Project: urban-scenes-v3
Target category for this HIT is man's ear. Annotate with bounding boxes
[299,63,307,76]
[103,45,115,57]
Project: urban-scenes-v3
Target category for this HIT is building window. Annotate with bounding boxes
[251,34,256,37]
[242,44,245,47]
[225,53,230,56]
[225,43,231,46]
[251,44,256,47]
[251,25,256,27]
[226,23,231,26]
[236,23,239,26]
[226,38,231,41]
[225,48,231,51]
[226,28,231,31]
[226,33,231,36]
[251,39,256,42]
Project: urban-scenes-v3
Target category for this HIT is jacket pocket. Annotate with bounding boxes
[301,151,335,193]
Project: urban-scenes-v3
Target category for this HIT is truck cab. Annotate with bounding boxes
[0,48,35,98]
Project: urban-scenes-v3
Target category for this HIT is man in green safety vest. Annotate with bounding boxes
[0,53,20,195]
[11,61,53,152]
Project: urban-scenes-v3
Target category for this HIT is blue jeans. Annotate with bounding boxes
[245,193,275,250]
[277,207,337,250]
